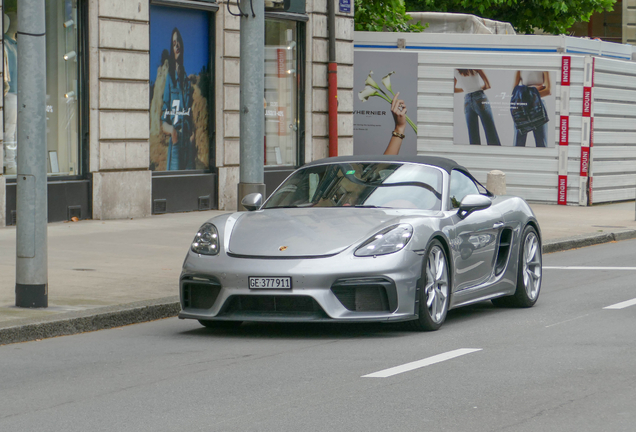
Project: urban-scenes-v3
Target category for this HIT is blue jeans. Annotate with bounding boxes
[514,114,548,147]
[166,139,180,170]
[464,90,501,146]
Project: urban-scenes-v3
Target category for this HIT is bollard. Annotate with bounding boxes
[487,170,506,196]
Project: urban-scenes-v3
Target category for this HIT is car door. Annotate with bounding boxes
[447,170,502,292]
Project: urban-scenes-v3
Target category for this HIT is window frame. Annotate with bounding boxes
[264,13,306,170]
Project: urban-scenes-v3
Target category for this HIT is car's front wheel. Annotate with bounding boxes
[492,225,542,308]
[410,239,450,331]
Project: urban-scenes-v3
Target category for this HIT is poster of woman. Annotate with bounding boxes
[149,6,211,171]
[453,69,556,148]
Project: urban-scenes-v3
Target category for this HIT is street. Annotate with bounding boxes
[1,239,635,432]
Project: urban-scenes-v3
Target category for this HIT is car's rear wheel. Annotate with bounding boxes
[492,225,542,308]
[198,320,243,329]
[410,239,450,331]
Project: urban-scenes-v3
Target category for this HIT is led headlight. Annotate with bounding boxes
[191,223,220,255]
[355,224,413,257]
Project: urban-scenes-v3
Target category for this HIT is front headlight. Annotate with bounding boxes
[191,223,220,255]
[354,224,413,257]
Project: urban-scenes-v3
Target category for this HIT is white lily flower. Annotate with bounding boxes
[358,85,379,102]
[382,71,396,95]
[364,71,382,91]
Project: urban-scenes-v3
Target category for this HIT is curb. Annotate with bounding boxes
[543,229,636,254]
[0,296,180,346]
[2,230,635,346]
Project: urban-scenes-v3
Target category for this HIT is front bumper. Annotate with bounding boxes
[178,248,423,323]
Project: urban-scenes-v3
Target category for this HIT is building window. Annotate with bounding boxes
[264,19,300,167]
[3,0,80,177]
[149,5,212,172]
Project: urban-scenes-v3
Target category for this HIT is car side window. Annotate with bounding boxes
[450,170,479,208]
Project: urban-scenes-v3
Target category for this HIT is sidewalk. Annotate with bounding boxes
[1,201,635,344]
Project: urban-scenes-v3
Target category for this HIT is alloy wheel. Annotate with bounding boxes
[425,245,449,324]
[522,232,542,301]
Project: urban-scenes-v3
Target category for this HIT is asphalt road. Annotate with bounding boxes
[1,240,635,432]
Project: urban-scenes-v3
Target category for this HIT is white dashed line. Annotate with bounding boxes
[604,298,636,310]
[362,348,482,378]
[544,266,636,271]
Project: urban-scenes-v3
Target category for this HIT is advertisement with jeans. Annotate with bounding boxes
[453,69,556,148]
[149,5,211,171]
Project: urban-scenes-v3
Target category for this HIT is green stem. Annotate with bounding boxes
[405,115,418,134]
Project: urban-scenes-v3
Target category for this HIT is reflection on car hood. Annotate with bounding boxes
[228,208,398,257]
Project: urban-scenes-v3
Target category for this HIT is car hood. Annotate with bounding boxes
[227,208,401,257]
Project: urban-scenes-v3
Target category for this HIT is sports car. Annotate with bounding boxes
[179,155,542,331]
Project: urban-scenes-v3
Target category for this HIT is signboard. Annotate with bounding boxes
[353,51,419,156]
[339,0,351,14]
[453,69,556,148]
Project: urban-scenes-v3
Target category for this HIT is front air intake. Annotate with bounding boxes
[331,278,397,312]
[182,278,222,310]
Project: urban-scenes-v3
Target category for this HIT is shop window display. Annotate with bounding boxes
[149,5,211,172]
[2,0,79,177]
[264,19,298,167]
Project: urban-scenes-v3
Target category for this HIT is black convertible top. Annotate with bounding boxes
[304,155,468,174]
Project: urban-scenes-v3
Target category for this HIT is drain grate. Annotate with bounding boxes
[198,195,211,211]
[154,199,167,214]
[11,210,17,226]
[67,205,82,221]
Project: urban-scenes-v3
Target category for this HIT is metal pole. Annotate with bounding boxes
[15,0,48,308]
[328,0,338,157]
[237,0,266,210]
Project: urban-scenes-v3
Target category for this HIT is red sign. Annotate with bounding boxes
[582,87,592,117]
[277,49,286,78]
[559,116,569,145]
[277,106,287,136]
[558,175,568,205]
[580,147,590,176]
[561,56,571,86]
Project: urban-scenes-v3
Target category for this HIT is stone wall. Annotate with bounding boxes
[216,1,241,211]
[308,0,354,161]
[0,0,355,221]
[90,0,152,220]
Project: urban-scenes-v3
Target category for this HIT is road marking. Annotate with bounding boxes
[545,314,589,328]
[604,298,636,310]
[362,348,482,378]
[544,266,636,271]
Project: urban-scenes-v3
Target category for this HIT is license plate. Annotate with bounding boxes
[249,277,292,289]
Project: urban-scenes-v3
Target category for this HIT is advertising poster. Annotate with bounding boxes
[149,6,211,171]
[453,69,556,148]
[354,51,419,156]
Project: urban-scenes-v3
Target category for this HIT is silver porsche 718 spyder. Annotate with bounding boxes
[179,155,542,331]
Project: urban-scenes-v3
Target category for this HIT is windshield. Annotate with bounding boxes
[263,162,443,210]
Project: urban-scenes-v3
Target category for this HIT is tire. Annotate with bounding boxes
[198,320,243,329]
[492,225,542,308]
[409,239,451,331]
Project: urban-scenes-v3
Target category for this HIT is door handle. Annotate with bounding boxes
[493,222,504,229]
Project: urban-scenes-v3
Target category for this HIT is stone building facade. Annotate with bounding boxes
[0,0,355,226]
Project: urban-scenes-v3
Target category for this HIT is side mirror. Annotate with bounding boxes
[241,193,263,211]
[457,194,491,219]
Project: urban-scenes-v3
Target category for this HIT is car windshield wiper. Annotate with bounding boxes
[353,205,387,209]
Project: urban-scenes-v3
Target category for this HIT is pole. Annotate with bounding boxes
[15,0,48,308]
[328,0,338,157]
[237,0,266,210]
